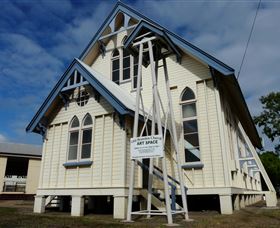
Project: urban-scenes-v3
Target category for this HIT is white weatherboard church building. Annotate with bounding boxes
[27,2,277,221]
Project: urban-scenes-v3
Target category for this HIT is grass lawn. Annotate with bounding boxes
[0,200,279,227]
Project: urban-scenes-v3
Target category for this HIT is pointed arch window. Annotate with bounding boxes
[180,87,200,162]
[67,114,93,161]
[68,116,80,160]
[112,49,120,84]
[81,114,93,159]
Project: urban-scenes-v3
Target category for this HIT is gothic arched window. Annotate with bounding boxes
[67,114,93,161]
[68,116,80,160]
[181,87,200,162]
[81,114,93,159]
[112,49,120,85]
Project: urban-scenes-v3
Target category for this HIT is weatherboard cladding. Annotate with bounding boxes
[26,1,260,149]
[79,2,235,75]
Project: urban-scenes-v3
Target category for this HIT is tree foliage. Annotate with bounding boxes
[254,92,280,154]
[259,152,280,193]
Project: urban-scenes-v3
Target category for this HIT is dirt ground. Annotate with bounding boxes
[0,199,279,227]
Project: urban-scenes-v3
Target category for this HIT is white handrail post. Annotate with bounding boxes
[163,57,189,220]
[126,43,144,222]
[148,40,173,225]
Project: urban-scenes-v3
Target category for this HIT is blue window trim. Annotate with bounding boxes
[63,160,93,168]
[182,162,204,169]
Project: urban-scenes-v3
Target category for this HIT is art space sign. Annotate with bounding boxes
[130,135,163,159]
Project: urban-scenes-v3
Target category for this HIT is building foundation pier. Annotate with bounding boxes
[113,195,127,219]
[71,195,84,216]
[34,195,46,213]
[219,194,233,214]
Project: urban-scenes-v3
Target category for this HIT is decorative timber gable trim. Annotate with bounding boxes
[79,1,235,76]
[26,58,135,134]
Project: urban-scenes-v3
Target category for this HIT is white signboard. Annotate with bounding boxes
[130,135,163,159]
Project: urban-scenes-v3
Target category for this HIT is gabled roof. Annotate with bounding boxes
[26,58,136,134]
[79,1,235,76]
[123,20,182,64]
[0,142,42,158]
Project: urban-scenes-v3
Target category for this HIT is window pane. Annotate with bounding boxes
[133,76,137,89]
[123,56,130,68]
[84,115,92,126]
[182,88,195,101]
[185,148,200,162]
[123,68,130,80]
[69,73,74,85]
[76,72,81,84]
[71,117,79,128]
[112,59,119,70]
[112,49,119,57]
[112,71,119,84]
[134,56,138,64]
[69,131,79,145]
[183,120,198,133]
[134,64,138,76]
[82,129,92,144]
[184,133,199,148]
[182,103,196,118]
[123,49,130,57]
[68,145,78,160]
[81,144,91,159]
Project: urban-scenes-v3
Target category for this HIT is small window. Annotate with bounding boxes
[181,88,200,162]
[112,49,120,85]
[123,49,131,81]
[76,87,90,107]
[81,114,93,159]
[132,56,140,89]
[68,116,80,160]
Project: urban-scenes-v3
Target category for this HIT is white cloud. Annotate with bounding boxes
[0,134,8,142]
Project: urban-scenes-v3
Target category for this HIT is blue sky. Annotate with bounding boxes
[0,0,279,150]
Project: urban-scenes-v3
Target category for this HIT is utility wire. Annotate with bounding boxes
[237,0,261,80]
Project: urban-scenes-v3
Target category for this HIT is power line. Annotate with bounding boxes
[237,0,261,80]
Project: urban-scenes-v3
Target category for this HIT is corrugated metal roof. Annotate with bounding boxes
[0,142,42,157]
[77,59,136,112]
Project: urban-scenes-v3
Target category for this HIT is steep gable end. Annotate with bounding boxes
[80,1,234,76]
[26,59,136,134]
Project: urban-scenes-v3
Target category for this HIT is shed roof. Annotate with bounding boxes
[0,142,42,158]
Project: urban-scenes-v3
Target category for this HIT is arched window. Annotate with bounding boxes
[68,116,80,160]
[123,49,131,81]
[81,114,93,159]
[181,88,200,162]
[132,55,139,89]
[112,49,120,84]
[67,114,93,161]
